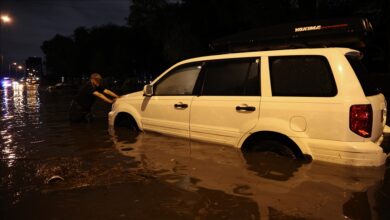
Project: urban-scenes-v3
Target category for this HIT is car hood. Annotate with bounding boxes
[119,91,143,100]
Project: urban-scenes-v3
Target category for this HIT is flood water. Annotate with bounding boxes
[1,83,390,220]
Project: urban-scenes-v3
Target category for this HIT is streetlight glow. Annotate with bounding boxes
[0,14,12,76]
[1,15,12,23]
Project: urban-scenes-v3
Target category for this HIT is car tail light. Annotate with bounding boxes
[350,104,372,138]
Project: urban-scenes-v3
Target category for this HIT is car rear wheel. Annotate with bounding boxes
[246,139,297,160]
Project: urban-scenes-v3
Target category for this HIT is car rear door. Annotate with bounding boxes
[190,58,261,146]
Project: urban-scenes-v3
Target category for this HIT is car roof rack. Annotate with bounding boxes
[210,18,373,53]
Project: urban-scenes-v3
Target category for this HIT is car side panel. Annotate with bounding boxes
[140,96,193,138]
[190,96,260,146]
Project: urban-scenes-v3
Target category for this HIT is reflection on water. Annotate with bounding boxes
[110,128,389,219]
[1,83,40,168]
[1,83,390,219]
[242,151,305,181]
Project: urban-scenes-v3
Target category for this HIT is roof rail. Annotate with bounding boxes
[210,18,373,53]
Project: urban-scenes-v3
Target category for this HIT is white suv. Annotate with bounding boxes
[109,48,388,166]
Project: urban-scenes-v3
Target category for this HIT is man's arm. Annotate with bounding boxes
[93,91,115,104]
[103,89,119,98]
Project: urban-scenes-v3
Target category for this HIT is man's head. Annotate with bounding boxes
[90,73,103,87]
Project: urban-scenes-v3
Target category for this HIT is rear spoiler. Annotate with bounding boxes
[210,18,373,53]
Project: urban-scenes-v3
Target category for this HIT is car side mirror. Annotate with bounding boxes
[143,84,154,97]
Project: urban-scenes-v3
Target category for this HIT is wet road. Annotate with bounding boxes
[1,83,390,220]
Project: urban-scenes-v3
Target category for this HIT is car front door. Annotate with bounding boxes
[141,63,202,138]
[190,58,261,146]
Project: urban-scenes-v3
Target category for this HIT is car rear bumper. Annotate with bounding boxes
[304,135,388,167]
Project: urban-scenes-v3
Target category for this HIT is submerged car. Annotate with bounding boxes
[109,47,388,167]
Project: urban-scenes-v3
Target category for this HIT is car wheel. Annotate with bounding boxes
[116,118,139,132]
[248,139,297,160]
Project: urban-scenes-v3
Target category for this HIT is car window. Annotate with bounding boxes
[269,56,337,97]
[201,58,260,96]
[346,55,380,96]
[154,63,202,96]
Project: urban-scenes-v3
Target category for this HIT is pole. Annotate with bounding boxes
[0,2,3,76]
[0,19,3,76]
[0,13,12,77]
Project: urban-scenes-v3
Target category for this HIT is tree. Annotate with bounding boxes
[41,34,77,79]
[41,0,389,85]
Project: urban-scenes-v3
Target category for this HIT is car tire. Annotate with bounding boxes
[116,118,139,132]
[248,139,297,160]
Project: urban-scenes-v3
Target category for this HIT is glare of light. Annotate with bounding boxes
[17,65,23,70]
[12,81,23,91]
[2,144,16,168]
[3,147,16,167]
[2,80,11,87]
[1,15,12,23]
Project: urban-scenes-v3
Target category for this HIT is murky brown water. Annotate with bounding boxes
[1,83,390,220]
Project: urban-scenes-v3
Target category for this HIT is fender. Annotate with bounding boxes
[237,117,313,156]
[112,105,143,130]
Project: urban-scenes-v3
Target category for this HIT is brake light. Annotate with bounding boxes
[350,104,372,138]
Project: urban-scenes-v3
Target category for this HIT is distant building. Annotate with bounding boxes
[25,57,43,77]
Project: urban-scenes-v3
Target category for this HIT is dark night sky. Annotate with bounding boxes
[1,0,129,64]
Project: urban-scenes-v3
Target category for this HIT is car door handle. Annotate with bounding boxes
[174,103,188,109]
[236,105,256,112]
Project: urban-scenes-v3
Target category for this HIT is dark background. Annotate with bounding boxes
[2,0,390,91]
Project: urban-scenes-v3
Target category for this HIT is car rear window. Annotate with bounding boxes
[346,55,380,96]
[269,56,337,97]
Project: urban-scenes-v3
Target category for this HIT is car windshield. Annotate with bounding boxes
[346,54,380,96]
